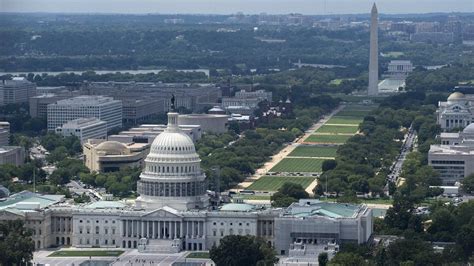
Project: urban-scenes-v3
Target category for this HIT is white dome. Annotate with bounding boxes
[150,131,195,155]
[136,111,209,211]
[447,92,465,102]
[463,123,474,134]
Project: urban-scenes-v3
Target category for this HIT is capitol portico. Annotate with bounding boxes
[0,111,373,256]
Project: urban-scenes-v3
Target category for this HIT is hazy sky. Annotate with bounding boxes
[1,0,473,15]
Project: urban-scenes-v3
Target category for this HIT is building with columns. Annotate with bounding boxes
[0,111,373,255]
[436,92,474,130]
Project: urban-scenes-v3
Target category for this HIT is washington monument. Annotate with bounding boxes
[368,3,379,96]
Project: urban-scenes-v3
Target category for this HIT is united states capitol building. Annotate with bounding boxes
[0,112,373,256]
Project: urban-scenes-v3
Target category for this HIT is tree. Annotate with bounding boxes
[329,252,366,266]
[271,182,309,207]
[383,239,441,266]
[209,235,278,266]
[461,173,474,194]
[46,146,68,163]
[318,252,328,266]
[322,159,337,172]
[0,220,35,265]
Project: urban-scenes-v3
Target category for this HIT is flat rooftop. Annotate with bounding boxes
[283,199,363,219]
[0,191,64,211]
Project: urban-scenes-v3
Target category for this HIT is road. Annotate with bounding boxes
[387,126,417,184]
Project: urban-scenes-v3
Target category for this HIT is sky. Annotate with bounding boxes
[1,0,473,15]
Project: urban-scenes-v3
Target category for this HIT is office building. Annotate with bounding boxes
[429,124,474,185]
[29,90,81,118]
[0,146,25,166]
[436,92,474,130]
[0,77,36,106]
[0,122,10,147]
[122,99,165,124]
[81,81,221,112]
[178,114,229,134]
[47,96,122,131]
[108,124,201,144]
[222,89,272,114]
[0,111,372,253]
[83,139,150,172]
[55,118,107,144]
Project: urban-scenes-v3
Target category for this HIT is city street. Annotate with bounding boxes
[387,126,417,184]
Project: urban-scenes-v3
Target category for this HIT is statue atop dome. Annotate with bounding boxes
[171,94,176,111]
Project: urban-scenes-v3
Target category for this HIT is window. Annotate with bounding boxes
[213,222,216,226]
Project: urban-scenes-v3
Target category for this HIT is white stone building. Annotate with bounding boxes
[47,96,122,132]
[429,123,474,185]
[55,118,107,143]
[0,111,373,255]
[436,92,474,130]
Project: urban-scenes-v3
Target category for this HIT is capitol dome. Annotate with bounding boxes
[447,92,465,102]
[135,112,209,211]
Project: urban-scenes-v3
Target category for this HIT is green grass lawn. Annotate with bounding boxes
[289,145,338,158]
[186,252,210,259]
[316,125,359,134]
[48,250,124,257]
[247,176,315,191]
[336,110,372,117]
[305,134,351,144]
[327,116,363,125]
[270,158,324,172]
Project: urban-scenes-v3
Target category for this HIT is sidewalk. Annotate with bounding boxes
[236,105,346,190]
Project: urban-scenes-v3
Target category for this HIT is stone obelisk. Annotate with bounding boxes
[368,3,379,96]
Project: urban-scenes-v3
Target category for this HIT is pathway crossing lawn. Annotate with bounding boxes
[270,158,324,172]
[327,116,363,125]
[316,125,359,134]
[247,176,315,191]
[48,250,124,257]
[289,146,338,157]
[305,134,351,144]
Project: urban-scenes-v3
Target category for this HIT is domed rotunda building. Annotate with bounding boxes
[136,112,209,211]
[437,92,474,130]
